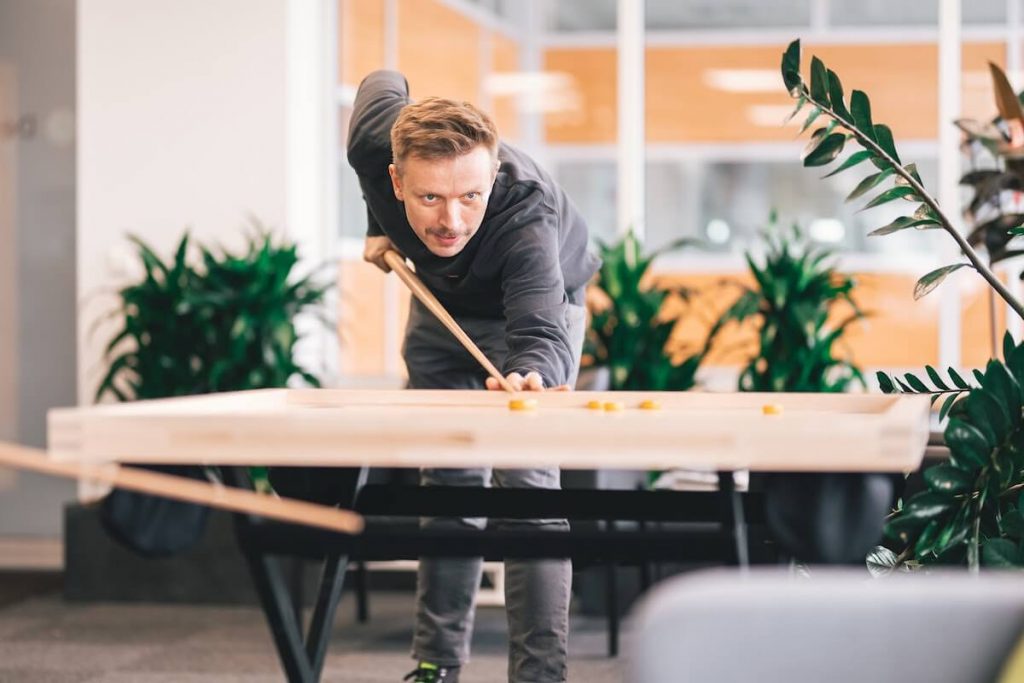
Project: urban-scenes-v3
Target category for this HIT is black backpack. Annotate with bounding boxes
[99,464,211,558]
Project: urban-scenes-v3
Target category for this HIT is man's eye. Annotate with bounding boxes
[465,192,478,200]
[424,194,436,201]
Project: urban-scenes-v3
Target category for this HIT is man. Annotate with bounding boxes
[347,70,599,683]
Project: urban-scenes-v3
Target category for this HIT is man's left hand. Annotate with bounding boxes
[486,371,571,392]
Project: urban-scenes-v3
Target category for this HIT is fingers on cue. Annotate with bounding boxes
[524,372,544,391]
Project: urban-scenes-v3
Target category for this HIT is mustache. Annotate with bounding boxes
[427,229,467,239]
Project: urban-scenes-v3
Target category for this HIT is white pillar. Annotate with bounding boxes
[938,0,962,368]
[617,0,644,240]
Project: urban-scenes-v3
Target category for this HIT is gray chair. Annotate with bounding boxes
[627,568,1024,683]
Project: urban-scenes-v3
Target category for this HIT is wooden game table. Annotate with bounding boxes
[47,387,930,682]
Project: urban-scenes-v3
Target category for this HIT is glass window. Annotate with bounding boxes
[550,0,811,31]
[831,0,1005,26]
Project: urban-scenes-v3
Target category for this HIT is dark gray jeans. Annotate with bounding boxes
[403,296,586,683]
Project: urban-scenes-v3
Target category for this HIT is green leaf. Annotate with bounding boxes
[914,520,942,557]
[784,95,808,124]
[949,367,970,389]
[868,216,940,237]
[823,150,873,178]
[826,68,851,121]
[781,40,802,95]
[925,366,949,391]
[903,490,955,522]
[876,371,895,393]
[1000,510,1024,540]
[1004,331,1017,364]
[939,392,961,422]
[862,185,918,210]
[802,133,847,167]
[945,417,992,469]
[809,56,830,104]
[846,169,894,202]
[905,373,929,392]
[873,124,901,163]
[914,263,972,300]
[982,538,1021,568]
[923,464,973,494]
[850,90,878,142]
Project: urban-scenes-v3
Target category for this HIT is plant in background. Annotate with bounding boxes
[585,231,709,391]
[782,39,1024,570]
[97,229,330,401]
[709,218,865,393]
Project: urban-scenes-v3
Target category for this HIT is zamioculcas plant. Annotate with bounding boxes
[782,39,1024,571]
[585,231,709,391]
[710,218,865,393]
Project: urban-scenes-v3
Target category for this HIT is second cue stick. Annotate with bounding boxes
[382,250,517,394]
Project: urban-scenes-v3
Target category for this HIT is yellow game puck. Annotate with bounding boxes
[639,399,661,411]
[762,403,783,416]
[603,401,624,412]
[586,400,603,410]
[508,398,538,411]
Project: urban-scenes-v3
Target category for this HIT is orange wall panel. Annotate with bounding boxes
[545,42,1005,144]
[340,0,386,87]
[398,0,480,104]
[961,270,1008,368]
[491,32,521,142]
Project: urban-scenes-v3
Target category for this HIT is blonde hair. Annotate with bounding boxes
[391,97,499,173]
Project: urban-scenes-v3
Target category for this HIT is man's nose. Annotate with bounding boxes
[438,201,462,230]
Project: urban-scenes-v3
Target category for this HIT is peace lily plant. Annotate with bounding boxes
[782,39,1024,571]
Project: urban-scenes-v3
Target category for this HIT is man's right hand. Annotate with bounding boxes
[364,235,399,273]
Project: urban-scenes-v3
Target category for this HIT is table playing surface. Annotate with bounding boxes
[47,388,930,472]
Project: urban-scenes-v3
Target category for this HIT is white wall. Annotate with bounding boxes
[77,0,334,402]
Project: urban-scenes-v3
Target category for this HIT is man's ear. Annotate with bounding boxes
[388,163,404,201]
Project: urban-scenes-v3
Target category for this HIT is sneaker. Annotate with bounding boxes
[402,662,460,682]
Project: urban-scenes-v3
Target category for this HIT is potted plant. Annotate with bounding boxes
[709,217,866,393]
[781,39,1024,570]
[585,230,709,391]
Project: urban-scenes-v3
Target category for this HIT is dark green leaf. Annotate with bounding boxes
[823,150,873,178]
[939,392,961,422]
[809,56,829,104]
[949,367,970,389]
[945,417,992,469]
[802,132,847,167]
[903,491,955,522]
[850,90,877,142]
[846,169,894,202]
[862,185,918,210]
[876,371,895,393]
[904,373,929,392]
[914,264,972,300]
[826,68,850,121]
[873,124,901,164]
[1005,331,1017,364]
[781,40,802,95]
[926,366,949,391]
[799,107,823,134]
[868,216,940,236]
[1000,510,1024,540]
[982,538,1021,568]
[923,464,973,494]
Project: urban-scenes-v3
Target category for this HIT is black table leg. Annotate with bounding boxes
[718,471,749,567]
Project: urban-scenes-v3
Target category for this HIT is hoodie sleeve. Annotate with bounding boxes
[346,70,409,179]
[498,213,577,388]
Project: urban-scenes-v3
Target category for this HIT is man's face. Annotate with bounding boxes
[389,146,497,257]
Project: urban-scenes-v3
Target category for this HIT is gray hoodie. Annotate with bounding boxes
[346,70,600,387]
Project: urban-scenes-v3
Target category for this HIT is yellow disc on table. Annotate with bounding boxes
[639,399,661,411]
[603,401,625,412]
[508,398,538,411]
[586,400,603,410]
[762,403,783,416]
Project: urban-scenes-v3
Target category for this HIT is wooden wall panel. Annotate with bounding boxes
[398,0,480,104]
[491,32,521,142]
[338,260,410,377]
[654,270,940,369]
[545,42,1005,144]
[961,270,1008,368]
[339,0,385,87]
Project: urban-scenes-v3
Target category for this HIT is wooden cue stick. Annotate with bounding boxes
[383,250,517,393]
[0,441,364,535]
